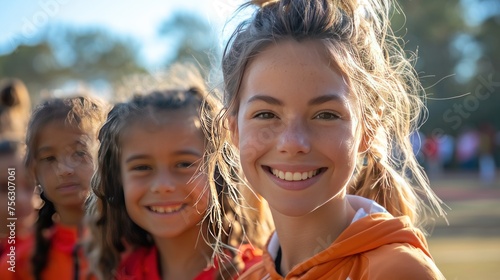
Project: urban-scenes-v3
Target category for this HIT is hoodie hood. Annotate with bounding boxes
[260,195,432,279]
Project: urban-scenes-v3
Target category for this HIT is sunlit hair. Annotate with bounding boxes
[208,0,445,232]
[89,65,272,280]
[24,95,106,280]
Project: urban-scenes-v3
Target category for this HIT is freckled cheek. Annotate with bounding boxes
[238,124,280,162]
[323,129,357,154]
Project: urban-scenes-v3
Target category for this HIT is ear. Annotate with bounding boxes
[228,115,239,148]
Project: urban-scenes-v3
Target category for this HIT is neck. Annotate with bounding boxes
[53,205,84,226]
[271,197,355,275]
[154,224,213,280]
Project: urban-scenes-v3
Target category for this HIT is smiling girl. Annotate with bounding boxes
[89,66,271,280]
[207,0,446,279]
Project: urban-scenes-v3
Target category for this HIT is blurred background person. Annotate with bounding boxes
[0,140,36,257]
[0,78,31,141]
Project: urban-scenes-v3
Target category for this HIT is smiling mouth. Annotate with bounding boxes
[270,168,324,181]
[147,204,185,214]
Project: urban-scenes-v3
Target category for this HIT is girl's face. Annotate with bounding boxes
[120,110,209,240]
[34,121,95,209]
[230,40,363,217]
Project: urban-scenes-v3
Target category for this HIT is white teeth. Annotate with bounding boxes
[271,168,319,181]
[149,205,183,214]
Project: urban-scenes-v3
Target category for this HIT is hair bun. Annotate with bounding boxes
[0,79,29,108]
[1,85,19,107]
[188,87,202,95]
[252,0,279,7]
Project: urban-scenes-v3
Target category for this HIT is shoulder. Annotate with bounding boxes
[363,243,445,280]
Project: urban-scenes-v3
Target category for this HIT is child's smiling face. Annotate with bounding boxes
[120,109,209,240]
[230,39,363,217]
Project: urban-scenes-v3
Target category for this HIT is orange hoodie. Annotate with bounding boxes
[116,244,262,280]
[0,224,92,280]
[238,195,445,280]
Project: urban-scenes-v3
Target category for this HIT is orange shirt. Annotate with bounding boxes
[116,244,262,280]
[1,233,32,260]
[239,196,445,280]
[0,224,92,280]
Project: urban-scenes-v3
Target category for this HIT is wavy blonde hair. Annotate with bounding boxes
[207,0,445,232]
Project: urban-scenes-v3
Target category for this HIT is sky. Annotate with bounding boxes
[2,0,496,77]
[0,0,247,69]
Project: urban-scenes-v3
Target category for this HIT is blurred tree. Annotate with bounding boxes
[463,11,500,129]
[53,28,146,82]
[0,26,146,103]
[158,12,220,74]
[393,0,465,94]
[0,42,61,97]
[392,0,500,134]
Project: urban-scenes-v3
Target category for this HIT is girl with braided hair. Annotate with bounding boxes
[3,95,106,280]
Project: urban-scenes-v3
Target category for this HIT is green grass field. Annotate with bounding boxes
[428,237,500,280]
[426,172,500,280]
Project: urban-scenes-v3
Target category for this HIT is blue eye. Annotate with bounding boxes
[314,112,340,120]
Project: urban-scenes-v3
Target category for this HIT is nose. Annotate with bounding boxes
[276,119,311,155]
[150,169,176,193]
[55,157,75,177]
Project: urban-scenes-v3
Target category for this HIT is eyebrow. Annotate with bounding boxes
[124,149,203,163]
[37,140,89,154]
[247,95,283,106]
[246,93,346,106]
[36,146,53,155]
[308,94,346,106]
